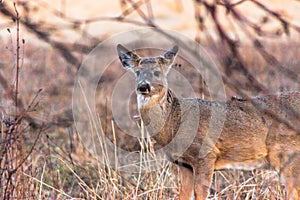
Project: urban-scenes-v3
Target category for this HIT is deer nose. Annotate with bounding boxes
[137,82,151,94]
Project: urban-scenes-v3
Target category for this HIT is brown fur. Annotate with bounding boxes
[117,44,300,200]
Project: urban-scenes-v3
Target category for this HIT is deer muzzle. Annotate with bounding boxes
[137,82,151,94]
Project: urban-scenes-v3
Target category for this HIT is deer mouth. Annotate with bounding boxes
[137,82,151,95]
[137,85,152,95]
[138,90,150,95]
[137,84,164,97]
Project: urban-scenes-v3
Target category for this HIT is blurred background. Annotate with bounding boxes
[0,0,300,199]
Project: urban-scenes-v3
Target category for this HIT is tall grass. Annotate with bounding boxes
[0,23,299,200]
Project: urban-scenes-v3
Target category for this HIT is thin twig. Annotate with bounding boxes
[13,3,20,111]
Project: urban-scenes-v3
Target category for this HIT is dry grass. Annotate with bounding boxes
[0,31,299,199]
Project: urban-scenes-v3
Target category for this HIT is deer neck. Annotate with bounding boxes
[138,89,179,146]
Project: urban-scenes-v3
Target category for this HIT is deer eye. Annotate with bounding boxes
[135,70,140,76]
[154,71,160,77]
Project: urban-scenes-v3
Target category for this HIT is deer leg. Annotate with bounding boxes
[178,165,194,200]
[193,156,216,200]
[280,154,300,200]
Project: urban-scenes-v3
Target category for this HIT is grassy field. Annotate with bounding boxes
[0,37,299,199]
[1,0,300,199]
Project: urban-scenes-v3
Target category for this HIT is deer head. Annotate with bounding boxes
[117,44,178,108]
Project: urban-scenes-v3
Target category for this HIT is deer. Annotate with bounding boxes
[117,44,300,200]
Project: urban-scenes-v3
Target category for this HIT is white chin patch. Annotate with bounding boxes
[137,94,159,109]
[137,94,150,109]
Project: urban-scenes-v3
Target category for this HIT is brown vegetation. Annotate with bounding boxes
[0,0,299,199]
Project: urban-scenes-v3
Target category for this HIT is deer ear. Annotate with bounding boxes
[163,45,178,65]
[117,44,141,69]
[161,45,178,74]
